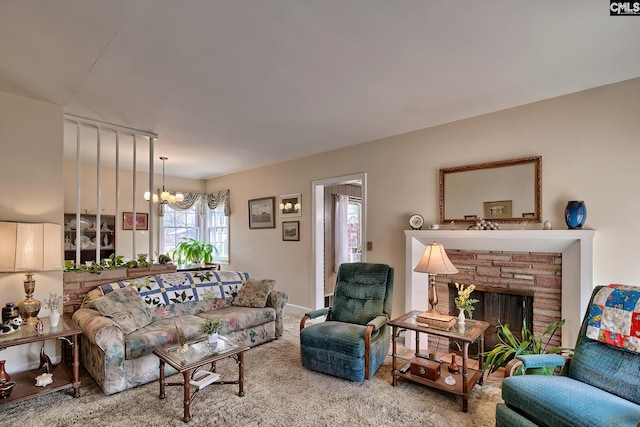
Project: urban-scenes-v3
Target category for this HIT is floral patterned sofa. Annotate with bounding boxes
[72,270,287,395]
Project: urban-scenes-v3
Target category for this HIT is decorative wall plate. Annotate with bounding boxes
[409,214,424,230]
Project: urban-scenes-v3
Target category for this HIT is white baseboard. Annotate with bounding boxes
[284,303,310,317]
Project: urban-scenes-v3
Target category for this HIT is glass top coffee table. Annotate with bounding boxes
[153,335,249,423]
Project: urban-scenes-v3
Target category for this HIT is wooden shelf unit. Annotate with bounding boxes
[0,316,82,405]
[64,213,116,264]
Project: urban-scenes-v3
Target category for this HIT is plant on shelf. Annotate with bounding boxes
[483,319,567,376]
[454,282,479,318]
[198,318,223,335]
[63,253,157,274]
[172,238,217,268]
[100,253,126,269]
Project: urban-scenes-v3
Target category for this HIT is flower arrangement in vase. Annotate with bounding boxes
[454,283,479,325]
[43,293,69,327]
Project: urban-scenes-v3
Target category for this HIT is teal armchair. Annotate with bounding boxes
[299,263,394,382]
[497,285,640,427]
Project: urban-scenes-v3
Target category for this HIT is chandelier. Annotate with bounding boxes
[144,156,184,204]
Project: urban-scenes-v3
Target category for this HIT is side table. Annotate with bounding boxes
[0,315,82,404]
[388,310,489,412]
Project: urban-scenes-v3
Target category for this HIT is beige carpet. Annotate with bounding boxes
[1,315,503,426]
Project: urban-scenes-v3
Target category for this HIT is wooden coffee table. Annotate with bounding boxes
[388,311,489,412]
[153,336,249,422]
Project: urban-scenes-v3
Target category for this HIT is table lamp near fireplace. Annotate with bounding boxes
[413,241,458,313]
[0,222,63,325]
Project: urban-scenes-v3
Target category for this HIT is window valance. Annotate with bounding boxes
[159,189,230,217]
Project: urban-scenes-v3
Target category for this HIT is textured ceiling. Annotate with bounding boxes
[1,1,639,179]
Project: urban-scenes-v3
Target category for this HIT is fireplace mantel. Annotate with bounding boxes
[405,229,595,347]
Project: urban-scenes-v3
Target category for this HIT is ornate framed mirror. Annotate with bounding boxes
[439,156,542,224]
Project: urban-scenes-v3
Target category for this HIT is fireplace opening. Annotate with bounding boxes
[448,284,533,357]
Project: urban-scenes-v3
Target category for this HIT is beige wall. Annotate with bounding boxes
[207,78,640,318]
[0,89,63,372]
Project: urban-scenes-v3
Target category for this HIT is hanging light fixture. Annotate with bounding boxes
[144,156,184,204]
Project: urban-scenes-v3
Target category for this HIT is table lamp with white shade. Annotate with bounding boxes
[0,222,63,325]
[413,241,458,313]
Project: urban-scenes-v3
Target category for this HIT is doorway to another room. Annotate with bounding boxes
[312,173,366,310]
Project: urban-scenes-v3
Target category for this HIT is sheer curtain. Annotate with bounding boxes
[334,194,349,272]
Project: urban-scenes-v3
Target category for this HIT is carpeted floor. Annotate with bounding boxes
[0,314,503,426]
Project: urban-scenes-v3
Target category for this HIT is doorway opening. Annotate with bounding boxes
[312,173,366,310]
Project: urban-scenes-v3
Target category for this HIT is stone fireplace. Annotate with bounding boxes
[441,250,560,355]
[405,229,595,349]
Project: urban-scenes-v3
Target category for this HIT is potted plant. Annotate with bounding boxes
[198,318,224,344]
[483,318,567,376]
[172,238,217,268]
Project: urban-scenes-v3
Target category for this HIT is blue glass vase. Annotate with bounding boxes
[565,201,586,229]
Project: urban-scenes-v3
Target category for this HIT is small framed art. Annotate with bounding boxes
[483,200,513,219]
[282,221,300,241]
[279,193,301,217]
[248,197,276,229]
[123,212,148,230]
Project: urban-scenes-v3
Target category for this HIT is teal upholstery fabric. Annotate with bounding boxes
[518,354,565,370]
[496,403,538,427]
[499,285,640,426]
[502,375,640,427]
[330,263,389,325]
[300,263,394,382]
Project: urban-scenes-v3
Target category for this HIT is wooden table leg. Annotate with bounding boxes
[72,334,81,398]
[183,370,191,422]
[159,359,166,399]
[478,333,485,386]
[238,352,245,397]
[392,325,398,387]
[462,342,469,413]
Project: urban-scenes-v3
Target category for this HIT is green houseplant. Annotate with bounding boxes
[198,318,223,343]
[172,238,217,268]
[483,319,566,376]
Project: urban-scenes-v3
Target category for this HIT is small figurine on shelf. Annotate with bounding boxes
[448,353,460,374]
[37,343,54,374]
[36,319,45,334]
[35,373,53,387]
[0,316,22,336]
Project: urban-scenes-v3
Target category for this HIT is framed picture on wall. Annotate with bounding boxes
[483,200,513,219]
[279,193,301,217]
[282,221,300,241]
[122,212,148,230]
[248,197,276,229]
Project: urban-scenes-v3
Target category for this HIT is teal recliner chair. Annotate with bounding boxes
[299,263,394,382]
[497,284,640,427]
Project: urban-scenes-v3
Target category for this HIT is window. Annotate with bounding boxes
[347,198,362,262]
[161,200,229,264]
[206,203,229,263]
[161,204,200,256]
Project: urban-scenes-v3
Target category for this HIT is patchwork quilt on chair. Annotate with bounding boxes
[586,284,640,353]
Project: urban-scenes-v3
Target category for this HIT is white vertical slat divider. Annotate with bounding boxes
[95,127,101,263]
[64,114,157,264]
[115,131,120,253]
[74,122,81,264]
[148,138,155,258]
